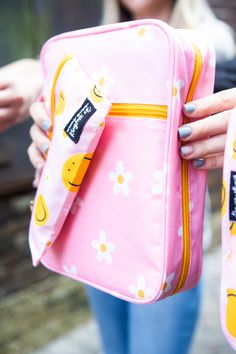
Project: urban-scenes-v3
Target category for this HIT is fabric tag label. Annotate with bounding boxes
[64,98,96,143]
[229,171,236,221]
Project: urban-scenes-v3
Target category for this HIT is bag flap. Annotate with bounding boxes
[29,55,111,266]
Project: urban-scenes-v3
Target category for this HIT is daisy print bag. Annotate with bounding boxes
[29,19,215,303]
[221,108,236,350]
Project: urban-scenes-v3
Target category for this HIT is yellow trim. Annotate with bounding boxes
[108,103,168,119]
[49,54,73,139]
[173,44,203,294]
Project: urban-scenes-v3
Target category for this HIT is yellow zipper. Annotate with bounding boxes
[108,103,168,119]
[49,54,73,139]
[49,55,168,133]
[173,44,203,294]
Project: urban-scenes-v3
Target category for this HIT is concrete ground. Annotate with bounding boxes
[32,247,235,354]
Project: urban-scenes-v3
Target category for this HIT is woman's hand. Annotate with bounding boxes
[0,59,43,132]
[178,88,236,169]
[28,101,52,187]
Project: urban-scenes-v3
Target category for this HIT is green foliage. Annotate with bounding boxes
[0,0,50,64]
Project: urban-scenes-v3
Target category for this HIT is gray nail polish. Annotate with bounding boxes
[41,143,49,154]
[180,145,194,156]
[184,103,196,114]
[178,126,192,139]
[193,159,205,168]
[42,120,52,131]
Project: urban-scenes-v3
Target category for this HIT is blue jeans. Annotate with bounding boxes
[85,281,201,354]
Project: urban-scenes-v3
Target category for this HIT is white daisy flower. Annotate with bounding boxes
[172,79,185,102]
[92,230,115,264]
[129,275,155,300]
[62,264,77,275]
[162,272,175,293]
[71,197,84,215]
[151,169,164,195]
[91,67,114,97]
[131,26,154,50]
[109,160,133,196]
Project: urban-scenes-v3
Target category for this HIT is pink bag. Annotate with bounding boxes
[221,108,236,350]
[29,19,215,303]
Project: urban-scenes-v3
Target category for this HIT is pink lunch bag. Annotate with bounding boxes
[29,19,215,303]
[221,108,236,350]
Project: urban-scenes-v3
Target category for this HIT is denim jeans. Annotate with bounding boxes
[85,280,201,354]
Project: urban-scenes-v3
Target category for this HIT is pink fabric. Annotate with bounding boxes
[29,19,215,303]
[221,108,236,350]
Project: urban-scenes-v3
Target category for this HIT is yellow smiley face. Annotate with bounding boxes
[55,90,66,115]
[90,85,104,103]
[226,289,236,338]
[222,179,227,217]
[62,153,93,192]
[233,138,236,159]
[230,222,236,237]
[34,194,49,226]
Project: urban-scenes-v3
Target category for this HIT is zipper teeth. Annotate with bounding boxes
[108,103,168,119]
[173,44,203,294]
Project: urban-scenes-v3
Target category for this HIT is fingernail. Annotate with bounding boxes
[32,180,37,188]
[193,159,205,168]
[184,103,196,114]
[180,145,194,157]
[178,126,192,139]
[41,143,49,154]
[42,120,52,131]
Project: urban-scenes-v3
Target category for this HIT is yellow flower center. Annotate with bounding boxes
[100,244,107,252]
[172,86,178,97]
[138,27,146,37]
[99,77,105,86]
[137,289,145,298]
[47,241,52,247]
[117,175,124,184]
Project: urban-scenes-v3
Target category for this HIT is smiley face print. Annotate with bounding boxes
[222,179,227,217]
[34,194,49,226]
[226,288,236,338]
[90,85,104,103]
[230,222,236,237]
[233,137,236,159]
[62,153,93,192]
[55,90,66,115]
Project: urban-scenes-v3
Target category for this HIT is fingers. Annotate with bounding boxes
[0,119,17,133]
[183,88,236,118]
[27,142,45,170]
[29,123,51,155]
[32,169,42,188]
[192,154,224,170]
[180,134,226,161]
[29,102,52,131]
[0,86,23,107]
[28,102,52,186]
[178,109,231,143]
